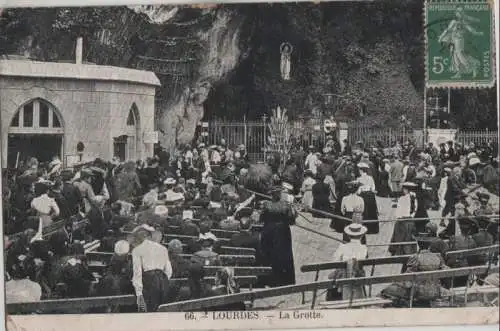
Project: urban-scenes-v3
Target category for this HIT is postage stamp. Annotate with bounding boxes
[1,1,499,331]
[425,0,496,88]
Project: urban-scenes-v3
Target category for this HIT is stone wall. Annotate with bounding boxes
[1,76,157,166]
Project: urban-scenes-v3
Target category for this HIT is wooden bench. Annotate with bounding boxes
[203,266,271,277]
[6,295,136,314]
[165,234,231,245]
[166,226,262,239]
[316,297,393,309]
[6,274,255,314]
[85,251,269,277]
[86,252,256,268]
[157,265,499,312]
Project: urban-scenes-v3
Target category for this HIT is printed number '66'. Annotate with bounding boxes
[432,56,446,74]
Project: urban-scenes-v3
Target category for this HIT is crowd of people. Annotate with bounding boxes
[2,134,499,312]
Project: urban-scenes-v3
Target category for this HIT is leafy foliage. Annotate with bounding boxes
[0,1,496,130]
[266,106,292,169]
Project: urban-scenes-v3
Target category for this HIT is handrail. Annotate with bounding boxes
[335,265,499,286]
[301,255,412,273]
[158,265,498,312]
[228,179,499,224]
[446,244,500,258]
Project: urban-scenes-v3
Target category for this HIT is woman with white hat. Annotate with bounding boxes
[131,224,172,312]
[356,162,379,234]
[327,223,368,301]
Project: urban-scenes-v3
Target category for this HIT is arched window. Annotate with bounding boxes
[125,104,140,160]
[9,99,63,134]
[127,108,136,126]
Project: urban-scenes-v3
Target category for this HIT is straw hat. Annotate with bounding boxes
[182,210,194,221]
[154,205,169,217]
[282,182,294,192]
[469,158,481,166]
[344,223,368,237]
[198,232,217,243]
[357,162,369,169]
[114,240,130,256]
[467,152,477,159]
[164,178,176,185]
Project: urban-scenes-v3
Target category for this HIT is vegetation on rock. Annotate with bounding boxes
[0,1,496,150]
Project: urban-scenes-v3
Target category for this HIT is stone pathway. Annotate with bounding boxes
[253,197,401,309]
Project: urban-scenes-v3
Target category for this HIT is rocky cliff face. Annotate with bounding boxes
[131,6,243,150]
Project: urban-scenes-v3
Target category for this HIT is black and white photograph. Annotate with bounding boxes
[0,0,498,323]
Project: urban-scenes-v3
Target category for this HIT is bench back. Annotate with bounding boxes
[86,252,256,267]
[6,295,136,314]
[301,255,412,273]
[446,244,499,259]
[165,234,231,245]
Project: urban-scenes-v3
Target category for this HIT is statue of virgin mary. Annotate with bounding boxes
[280,42,293,80]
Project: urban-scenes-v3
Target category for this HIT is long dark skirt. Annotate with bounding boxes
[143,270,170,312]
[359,191,379,234]
[330,195,349,233]
[260,221,296,287]
[377,172,391,198]
[389,220,418,256]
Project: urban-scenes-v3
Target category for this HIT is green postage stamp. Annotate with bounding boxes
[425,0,495,88]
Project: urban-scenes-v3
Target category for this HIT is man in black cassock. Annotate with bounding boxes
[259,186,297,287]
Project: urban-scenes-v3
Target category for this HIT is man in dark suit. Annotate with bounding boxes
[60,169,83,217]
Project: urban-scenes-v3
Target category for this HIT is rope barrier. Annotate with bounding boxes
[216,179,499,224]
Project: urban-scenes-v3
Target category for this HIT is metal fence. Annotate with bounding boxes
[455,129,498,146]
[347,125,425,148]
[206,119,330,162]
[206,119,497,161]
[206,120,267,162]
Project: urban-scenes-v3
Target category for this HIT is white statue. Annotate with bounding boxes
[280,42,293,80]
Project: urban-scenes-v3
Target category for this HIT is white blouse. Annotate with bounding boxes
[333,239,368,262]
[356,174,375,193]
[132,239,173,296]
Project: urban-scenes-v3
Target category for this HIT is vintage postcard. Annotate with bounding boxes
[0,0,498,330]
